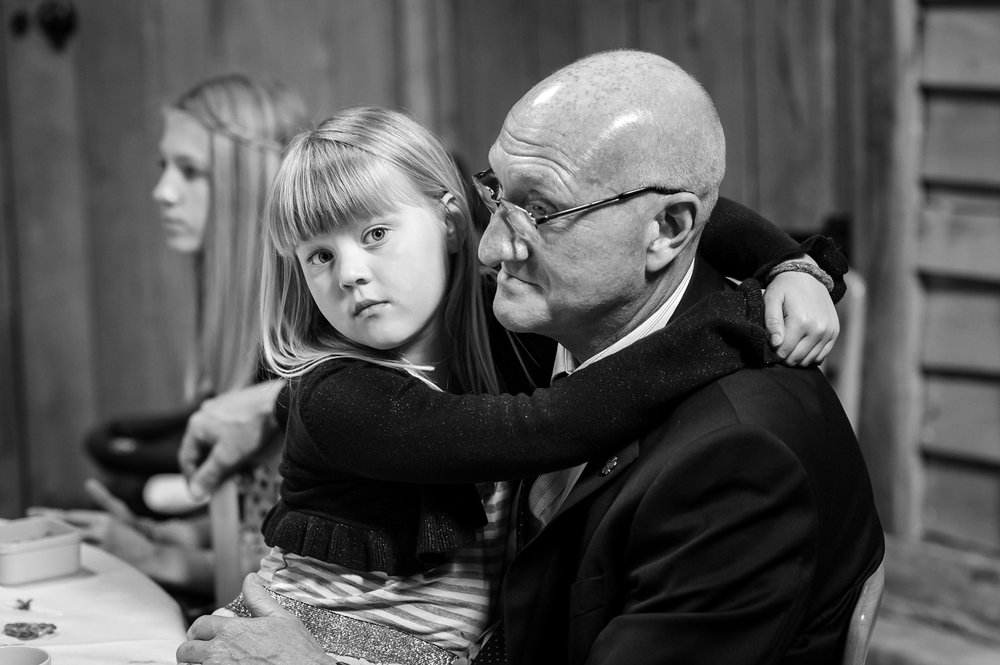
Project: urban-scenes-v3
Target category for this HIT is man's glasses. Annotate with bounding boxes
[472,168,689,240]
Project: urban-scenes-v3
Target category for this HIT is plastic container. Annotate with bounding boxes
[0,516,81,585]
[0,646,51,665]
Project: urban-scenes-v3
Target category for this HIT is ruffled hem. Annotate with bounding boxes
[263,485,487,576]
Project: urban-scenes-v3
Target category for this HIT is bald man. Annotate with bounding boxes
[177,51,882,665]
[465,50,882,664]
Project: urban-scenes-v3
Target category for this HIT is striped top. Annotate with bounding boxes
[258,480,511,657]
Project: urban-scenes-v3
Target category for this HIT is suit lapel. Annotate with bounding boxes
[541,257,729,530]
[549,440,640,523]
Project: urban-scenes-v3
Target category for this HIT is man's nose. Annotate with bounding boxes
[478,212,529,267]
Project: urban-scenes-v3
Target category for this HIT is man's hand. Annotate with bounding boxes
[176,573,327,665]
[179,380,285,500]
[763,270,839,366]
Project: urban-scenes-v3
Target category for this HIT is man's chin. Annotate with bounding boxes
[492,300,544,334]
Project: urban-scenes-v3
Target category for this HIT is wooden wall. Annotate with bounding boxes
[857,0,1000,657]
[0,0,850,515]
[918,1,1000,555]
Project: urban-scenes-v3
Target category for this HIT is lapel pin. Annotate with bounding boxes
[600,456,618,476]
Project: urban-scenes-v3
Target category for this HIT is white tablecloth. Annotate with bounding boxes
[0,544,186,664]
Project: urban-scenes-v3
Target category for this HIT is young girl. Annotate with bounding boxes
[223,106,842,664]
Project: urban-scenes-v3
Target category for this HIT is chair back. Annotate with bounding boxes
[209,433,283,607]
[209,477,242,605]
[823,271,867,429]
[842,561,885,665]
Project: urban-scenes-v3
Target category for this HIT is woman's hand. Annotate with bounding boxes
[179,380,285,500]
[763,270,840,366]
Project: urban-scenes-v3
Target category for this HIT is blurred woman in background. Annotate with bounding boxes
[35,74,307,617]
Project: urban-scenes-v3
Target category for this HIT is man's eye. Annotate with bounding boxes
[525,202,553,218]
[362,227,389,244]
[307,249,335,265]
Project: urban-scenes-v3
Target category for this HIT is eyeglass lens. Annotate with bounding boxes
[473,171,539,242]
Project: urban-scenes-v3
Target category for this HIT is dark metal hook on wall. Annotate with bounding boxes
[8,0,77,51]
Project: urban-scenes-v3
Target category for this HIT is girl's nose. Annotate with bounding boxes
[337,248,372,289]
[478,211,529,267]
[152,170,176,206]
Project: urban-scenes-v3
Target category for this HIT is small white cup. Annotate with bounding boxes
[0,646,51,665]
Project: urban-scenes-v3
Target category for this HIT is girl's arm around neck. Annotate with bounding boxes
[293,282,773,484]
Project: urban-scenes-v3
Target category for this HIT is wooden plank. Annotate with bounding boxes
[396,0,442,131]
[871,614,1000,665]
[451,0,536,170]
[922,377,1000,465]
[923,7,1000,90]
[922,288,1000,375]
[578,0,635,54]
[924,460,1000,553]
[923,96,1000,187]
[751,0,838,234]
[0,0,27,517]
[881,535,1000,645]
[637,0,753,210]
[920,190,1000,283]
[214,0,396,120]
[77,0,192,418]
[851,0,924,537]
[149,0,213,101]
[5,0,98,507]
[536,0,582,77]
[427,0,461,148]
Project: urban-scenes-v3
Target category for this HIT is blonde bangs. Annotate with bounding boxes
[266,135,425,256]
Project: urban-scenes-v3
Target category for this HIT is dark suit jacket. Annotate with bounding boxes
[499,259,884,665]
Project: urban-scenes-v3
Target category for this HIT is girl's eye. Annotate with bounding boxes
[362,227,389,244]
[306,248,335,266]
[180,164,206,180]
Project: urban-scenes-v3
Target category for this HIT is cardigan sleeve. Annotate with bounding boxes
[701,197,848,302]
[294,281,775,484]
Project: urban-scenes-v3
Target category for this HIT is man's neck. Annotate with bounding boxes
[561,256,697,364]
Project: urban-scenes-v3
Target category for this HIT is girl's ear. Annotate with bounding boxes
[441,193,464,253]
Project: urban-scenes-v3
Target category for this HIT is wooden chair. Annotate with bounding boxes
[823,271,867,429]
[209,434,284,607]
[842,561,886,665]
[209,477,243,606]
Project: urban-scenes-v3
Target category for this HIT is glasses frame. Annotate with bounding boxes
[473,168,691,227]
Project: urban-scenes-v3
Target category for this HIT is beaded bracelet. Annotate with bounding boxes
[767,260,835,293]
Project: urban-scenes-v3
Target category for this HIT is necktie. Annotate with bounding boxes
[526,370,575,531]
[471,624,507,665]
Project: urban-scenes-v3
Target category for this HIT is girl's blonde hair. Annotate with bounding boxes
[173,74,307,399]
[260,106,500,395]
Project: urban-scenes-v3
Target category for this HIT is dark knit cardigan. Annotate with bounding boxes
[262,199,848,575]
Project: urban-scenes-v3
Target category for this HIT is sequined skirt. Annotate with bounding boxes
[225,590,461,665]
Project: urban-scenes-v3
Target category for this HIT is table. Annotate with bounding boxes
[0,544,187,664]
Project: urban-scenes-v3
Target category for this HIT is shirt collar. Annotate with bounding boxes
[553,260,697,379]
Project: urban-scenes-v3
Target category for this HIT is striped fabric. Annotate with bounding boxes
[257,481,511,657]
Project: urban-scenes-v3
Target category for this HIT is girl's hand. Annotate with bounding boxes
[763,270,840,366]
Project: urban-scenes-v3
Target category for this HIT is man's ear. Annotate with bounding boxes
[645,193,700,273]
